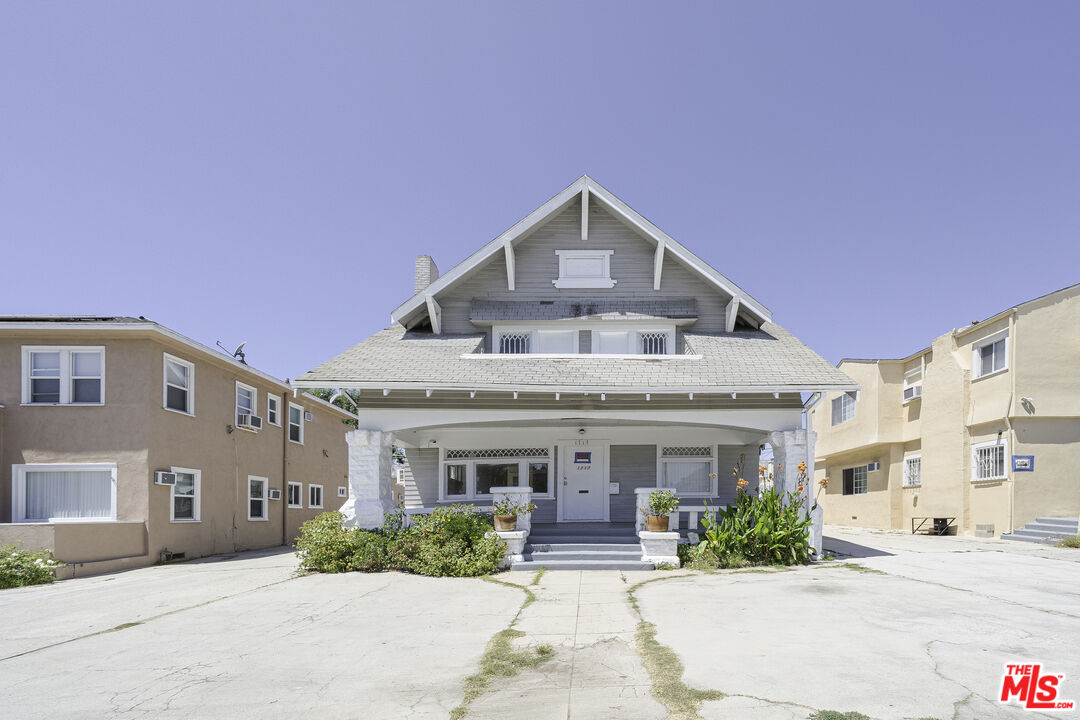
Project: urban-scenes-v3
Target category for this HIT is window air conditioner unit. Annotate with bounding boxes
[268,489,281,500]
[155,471,177,486]
[237,414,263,429]
[866,461,881,472]
[903,385,923,401]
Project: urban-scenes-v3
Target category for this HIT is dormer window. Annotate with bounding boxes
[553,250,616,289]
[499,332,531,354]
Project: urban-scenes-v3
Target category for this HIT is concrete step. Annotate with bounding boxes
[1000,533,1056,544]
[524,550,641,562]
[529,528,639,539]
[1027,522,1079,535]
[1035,517,1079,529]
[510,559,654,571]
[527,536,639,546]
[1010,528,1073,539]
[528,542,640,552]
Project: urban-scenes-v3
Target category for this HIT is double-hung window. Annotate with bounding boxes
[660,447,716,496]
[972,441,1007,482]
[12,463,117,522]
[831,393,856,426]
[170,467,201,522]
[440,448,552,501]
[164,354,194,414]
[288,404,304,444]
[267,394,281,426]
[842,465,867,495]
[236,382,257,425]
[974,333,1008,379]
[903,456,922,488]
[248,476,268,520]
[22,346,105,405]
[287,481,303,508]
[309,484,324,509]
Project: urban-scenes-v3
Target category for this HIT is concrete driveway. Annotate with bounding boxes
[637,526,1080,720]
[0,547,522,719]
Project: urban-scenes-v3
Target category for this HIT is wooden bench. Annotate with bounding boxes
[911,517,956,535]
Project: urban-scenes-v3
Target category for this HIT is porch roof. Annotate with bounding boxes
[293,322,858,393]
[468,298,697,323]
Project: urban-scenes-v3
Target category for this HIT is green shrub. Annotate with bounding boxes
[643,488,680,516]
[296,506,506,578]
[1058,535,1080,549]
[0,545,62,589]
[697,488,813,567]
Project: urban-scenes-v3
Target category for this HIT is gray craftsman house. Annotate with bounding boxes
[295,176,855,567]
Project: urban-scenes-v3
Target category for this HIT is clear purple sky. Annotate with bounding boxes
[2,3,1078,381]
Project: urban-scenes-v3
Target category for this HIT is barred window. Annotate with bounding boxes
[499,332,530,354]
[445,448,549,459]
[903,456,921,487]
[973,443,1006,481]
[661,446,713,458]
[640,332,667,355]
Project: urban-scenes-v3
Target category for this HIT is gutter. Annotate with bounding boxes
[288,381,861,395]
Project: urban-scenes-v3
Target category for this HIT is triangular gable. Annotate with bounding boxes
[390,175,772,328]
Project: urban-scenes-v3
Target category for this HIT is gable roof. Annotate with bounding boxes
[390,175,772,328]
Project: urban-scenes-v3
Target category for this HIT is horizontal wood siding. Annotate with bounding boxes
[405,448,440,507]
[437,199,733,333]
[675,443,760,530]
[609,444,657,522]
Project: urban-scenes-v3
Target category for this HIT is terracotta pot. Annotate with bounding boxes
[494,515,518,532]
[646,515,669,532]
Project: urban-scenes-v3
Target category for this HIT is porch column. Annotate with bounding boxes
[767,429,823,558]
[341,429,396,529]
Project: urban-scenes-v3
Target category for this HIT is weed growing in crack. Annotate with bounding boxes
[529,567,547,586]
[450,629,553,720]
[636,621,723,719]
[811,712,872,720]
[837,563,886,575]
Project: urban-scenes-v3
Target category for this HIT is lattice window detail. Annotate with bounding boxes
[661,446,713,458]
[640,332,667,355]
[446,448,549,459]
[499,332,531,354]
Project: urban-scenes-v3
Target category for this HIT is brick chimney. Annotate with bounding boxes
[414,255,439,294]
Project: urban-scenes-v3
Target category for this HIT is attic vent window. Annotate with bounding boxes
[553,250,616,289]
[499,332,530,354]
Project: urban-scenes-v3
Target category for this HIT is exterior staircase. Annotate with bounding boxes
[510,522,652,571]
[1000,517,1079,544]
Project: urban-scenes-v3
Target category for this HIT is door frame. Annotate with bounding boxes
[555,439,610,523]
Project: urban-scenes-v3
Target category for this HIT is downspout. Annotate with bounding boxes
[1005,312,1017,534]
[282,386,290,546]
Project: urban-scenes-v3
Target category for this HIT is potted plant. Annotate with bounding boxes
[492,497,537,532]
[642,489,679,531]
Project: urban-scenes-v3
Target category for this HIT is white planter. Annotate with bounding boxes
[489,530,527,570]
[639,530,680,567]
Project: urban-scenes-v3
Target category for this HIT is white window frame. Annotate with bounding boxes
[337,486,348,498]
[308,484,324,509]
[973,331,1009,380]
[248,475,269,521]
[902,455,922,488]
[169,466,201,523]
[831,392,856,426]
[163,353,195,416]
[437,448,555,501]
[288,403,304,444]
[21,346,106,406]
[235,381,258,428]
[657,447,717,498]
[287,481,303,508]
[267,394,281,426]
[902,368,922,404]
[972,439,1008,482]
[553,249,616,288]
[11,463,118,523]
[842,465,868,495]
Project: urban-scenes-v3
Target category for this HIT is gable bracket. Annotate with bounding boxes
[653,240,665,291]
[503,241,516,291]
[580,188,589,241]
[425,295,442,335]
[725,297,741,333]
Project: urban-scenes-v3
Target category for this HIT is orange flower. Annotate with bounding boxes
[737,478,749,488]
[797,485,805,492]
[797,461,807,471]
[818,477,829,487]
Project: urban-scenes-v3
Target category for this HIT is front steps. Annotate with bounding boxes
[1000,517,1079,544]
[510,523,652,571]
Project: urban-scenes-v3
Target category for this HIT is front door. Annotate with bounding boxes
[559,441,607,521]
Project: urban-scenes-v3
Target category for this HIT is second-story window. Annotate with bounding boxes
[267,394,280,426]
[23,346,105,405]
[164,354,194,414]
[289,403,304,444]
[974,333,1008,379]
[640,332,667,355]
[831,392,856,426]
[499,332,530,354]
[236,382,257,425]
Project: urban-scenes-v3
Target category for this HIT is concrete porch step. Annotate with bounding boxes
[510,559,654,571]
[528,542,640,552]
[1009,528,1073,539]
[1035,517,1079,530]
[1000,533,1056,544]
[523,550,641,562]
[1027,522,1080,535]
[527,535,639,545]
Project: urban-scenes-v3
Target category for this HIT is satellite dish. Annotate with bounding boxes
[216,340,248,365]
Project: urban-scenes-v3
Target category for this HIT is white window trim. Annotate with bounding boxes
[553,249,616,289]
[972,331,1009,380]
[490,324,676,356]
[169,466,201,523]
[11,462,118,524]
[21,346,106,406]
[248,475,269,521]
[267,394,281,426]
[235,381,258,430]
[287,481,303,508]
[288,403,305,444]
[437,448,555,501]
[337,486,348,498]
[657,448,717,498]
[902,368,922,405]
[902,455,922,488]
[971,439,1008,482]
[831,392,856,426]
[842,465,868,495]
[163,353,195,416]
[309,484,324,509]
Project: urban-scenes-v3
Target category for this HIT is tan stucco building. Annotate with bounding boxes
[0,317,352,577]
[809,284,1080,539]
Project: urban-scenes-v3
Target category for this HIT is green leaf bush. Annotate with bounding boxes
[296,506,506,577]
[0,545,62,589]
[688,488,813,568]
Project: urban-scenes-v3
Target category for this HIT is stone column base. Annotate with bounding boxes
[639,530,681,567]
[489,530,527,570]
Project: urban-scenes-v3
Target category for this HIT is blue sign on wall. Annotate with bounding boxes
[574,451,592,464]
[1012,455,1034,472]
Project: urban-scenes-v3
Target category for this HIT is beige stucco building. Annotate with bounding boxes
[809,284,1080,538]
[0,317,352,577]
